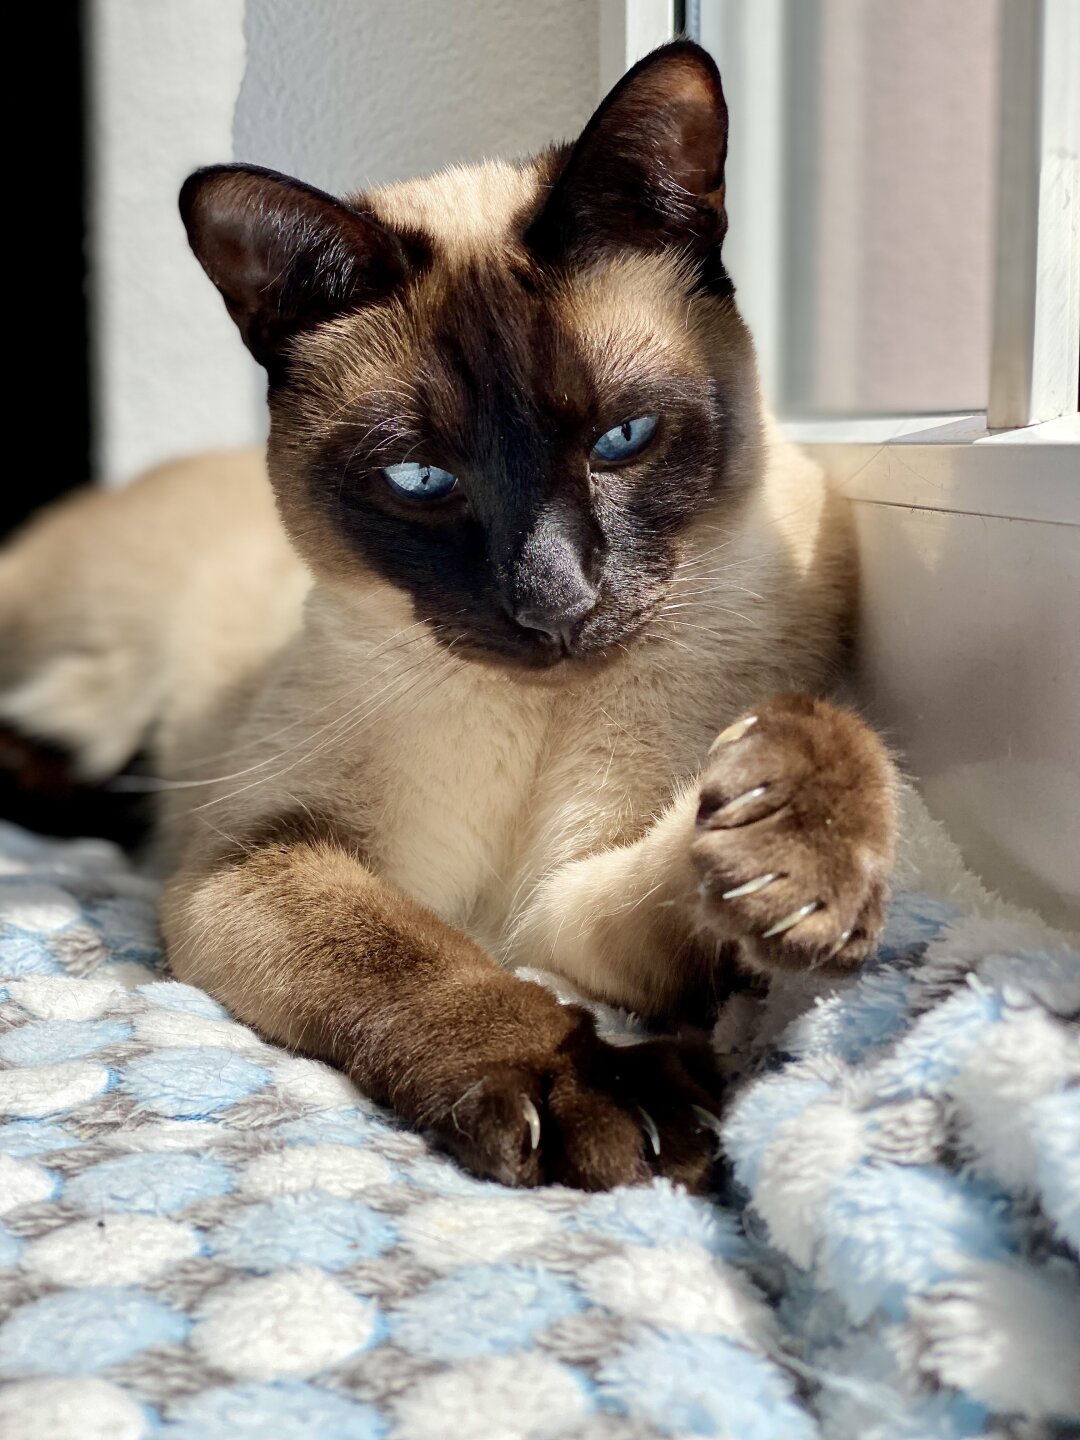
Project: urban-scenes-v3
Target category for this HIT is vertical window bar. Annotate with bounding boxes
[678,0,700,38]
[698,0,788,409]
[988,0,1080,428]
[599,1,677,92]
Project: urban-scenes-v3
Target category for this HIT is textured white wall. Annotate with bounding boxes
[234,0,599,192]
[91,0,600,487]
[89,0,261,486]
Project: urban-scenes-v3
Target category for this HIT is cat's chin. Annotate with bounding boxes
[436,635,630,682]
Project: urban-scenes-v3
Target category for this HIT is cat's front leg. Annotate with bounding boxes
[507,696,895,1024]
[162,829,722,1191]
[691,694,897,975]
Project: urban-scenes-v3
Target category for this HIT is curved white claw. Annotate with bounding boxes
[521,1096,541,1152]
[709,714,758,752]
[694,1100,728,1146]
[638,1107,661,1157]
[691,1104,725,1141]
[762,900,821,938]
[703,785,768,826]
[721,873,779,900]
[828,927,854,959]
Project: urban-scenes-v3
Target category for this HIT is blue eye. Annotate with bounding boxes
[591,414,659,464]
[383,462,458,499]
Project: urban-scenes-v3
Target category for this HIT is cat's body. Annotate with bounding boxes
[4,420,849,993]
[0,44,896,1189]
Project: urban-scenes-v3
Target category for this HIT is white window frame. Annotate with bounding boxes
[987,0,1079,429]
[609,0,1079,447]
[606,1,1080,923]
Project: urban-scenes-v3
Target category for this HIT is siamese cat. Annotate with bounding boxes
[0,43,895,1191]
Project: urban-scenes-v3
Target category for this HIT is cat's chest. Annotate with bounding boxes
[358,661,709,939]
[367,670,551,925]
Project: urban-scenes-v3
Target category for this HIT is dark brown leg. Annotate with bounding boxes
[163,835,724,1190]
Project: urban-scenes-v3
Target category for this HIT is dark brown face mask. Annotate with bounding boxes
[181,42,749,669]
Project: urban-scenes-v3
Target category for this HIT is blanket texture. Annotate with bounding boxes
[0,819,1077,1440]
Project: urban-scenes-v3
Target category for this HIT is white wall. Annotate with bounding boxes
[235,0,599,192]
[89,0,260,486]
[855,490,1080,928]
[798,415,1080,929]
[90,1,601,486]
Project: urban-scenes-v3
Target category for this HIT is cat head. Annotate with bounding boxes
[181,41,762,668]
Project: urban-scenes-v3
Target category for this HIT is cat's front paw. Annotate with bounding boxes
[429,1012,725,1194]
[690,694,896,975]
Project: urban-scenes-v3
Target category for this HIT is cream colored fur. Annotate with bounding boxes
[0,451,307,781]
[1,415,851,1015]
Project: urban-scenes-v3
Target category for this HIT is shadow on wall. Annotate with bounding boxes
[236,0,600,192]
[853,498,1080,928]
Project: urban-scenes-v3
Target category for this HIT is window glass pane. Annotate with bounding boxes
[697,0,1002,417]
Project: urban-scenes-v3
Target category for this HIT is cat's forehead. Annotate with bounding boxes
[364,159,544,260]
[295,161,717,425]
[297,249,707,435]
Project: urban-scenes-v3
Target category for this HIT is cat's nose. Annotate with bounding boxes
[505,503,600,650]
[514,590,597,651]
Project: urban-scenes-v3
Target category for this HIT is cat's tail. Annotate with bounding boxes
[1,491,164,779]
[0,449,307,842]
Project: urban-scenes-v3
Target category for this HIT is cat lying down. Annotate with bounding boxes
[0,42,896,1191]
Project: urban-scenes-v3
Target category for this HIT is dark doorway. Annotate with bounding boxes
[3,3,89,540]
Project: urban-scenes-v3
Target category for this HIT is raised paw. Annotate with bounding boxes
[427,1011,726,1193]
[690,693,896,976]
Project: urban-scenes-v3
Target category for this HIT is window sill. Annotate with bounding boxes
[784,413,1080,527]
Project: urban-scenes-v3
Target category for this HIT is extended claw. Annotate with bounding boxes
[521,1095,541,1152]
[691,1104,725,1141]
[709,714,758,752]
[699,784,769,828]
[827,928,854,959]
[762,900,821,938]
[721,872,779,900]
[638,1107,661,1156]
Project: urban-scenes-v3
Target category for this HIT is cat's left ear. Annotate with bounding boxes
[180,164,415,375]
[527,40,728,267]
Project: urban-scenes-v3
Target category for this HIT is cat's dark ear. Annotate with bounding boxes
[527,41,728,266]
[180,164,412,373]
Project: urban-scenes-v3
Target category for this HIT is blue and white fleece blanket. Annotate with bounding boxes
[0,819,1077,1440]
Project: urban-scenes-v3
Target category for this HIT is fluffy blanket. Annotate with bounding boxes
[0,819,1077,1440]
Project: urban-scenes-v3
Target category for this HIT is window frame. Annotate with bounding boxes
[987,0,1079,429]
[608,1,1079,922]
[609,0,1079,448]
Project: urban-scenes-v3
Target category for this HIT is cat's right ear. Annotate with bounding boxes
[526,41,728,271]
[180,165,412,374]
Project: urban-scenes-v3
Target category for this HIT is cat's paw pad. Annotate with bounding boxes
[433,1021,725,1193]
[690,693,895,975]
